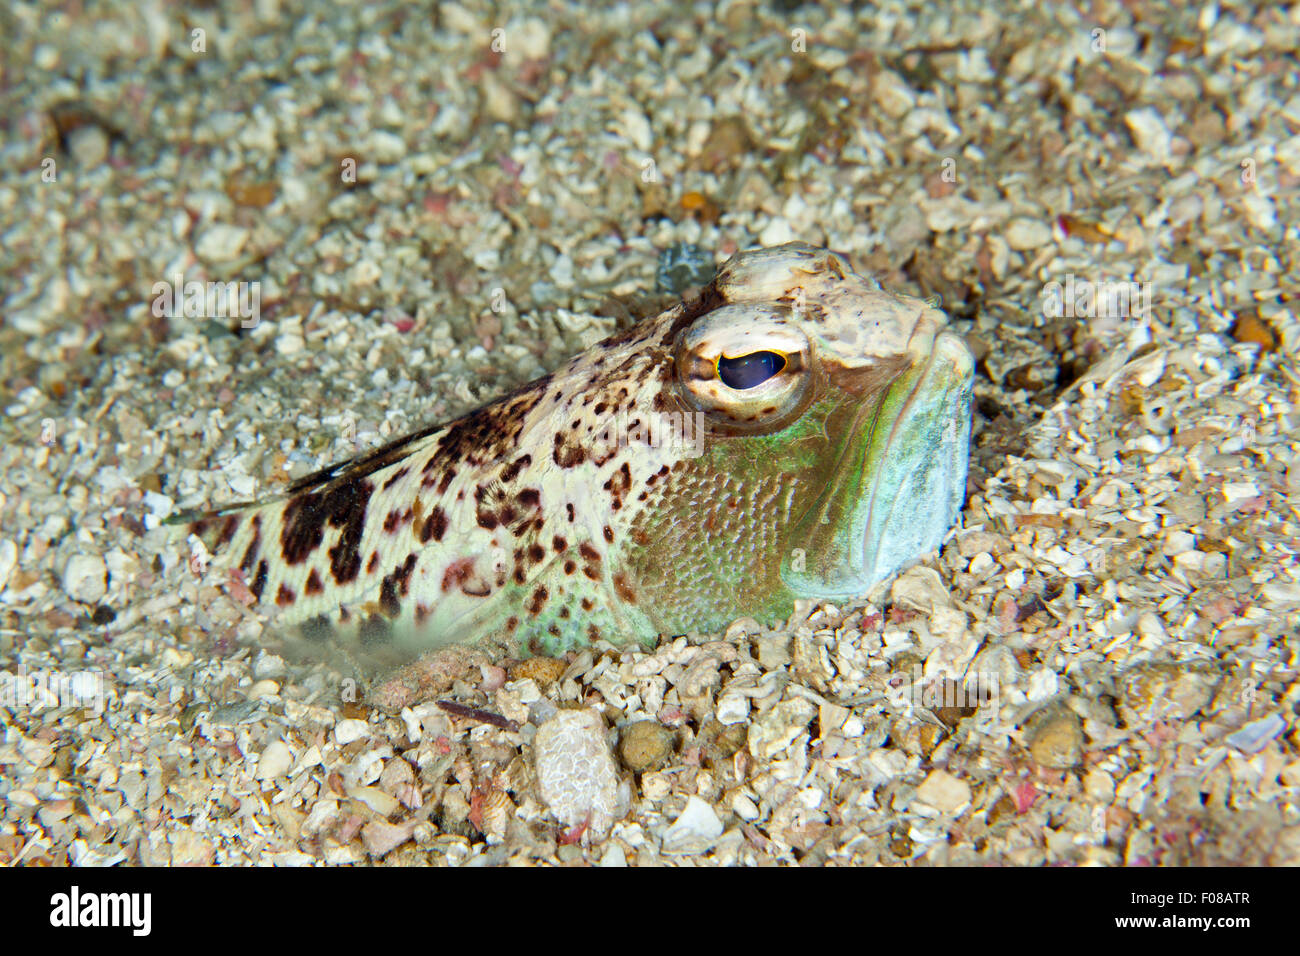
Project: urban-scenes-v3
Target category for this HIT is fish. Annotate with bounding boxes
[187,242,974,660]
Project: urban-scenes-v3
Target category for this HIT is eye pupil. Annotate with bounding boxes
[717,351,786,390]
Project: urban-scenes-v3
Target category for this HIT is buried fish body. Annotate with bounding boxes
[189,243,974,658]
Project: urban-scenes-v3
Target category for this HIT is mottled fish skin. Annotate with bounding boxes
[190,243,974,658]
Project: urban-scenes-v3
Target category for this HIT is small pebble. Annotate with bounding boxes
[334,718,370,745]
[533,708,621,834]
[0,539,18,593]
[1005,217,1052,250]
[63,553,107,604]
[195,224,250,263]
[655,242,714,295]
[257,740,292,781]
[1225,714,1286,754]
[361,819,415,858]
[509,656,566,687]
[1026,706,1083,769]
[253,650,286,680]
[914,768,972,814]
[759,217,795,247]
[368,130,407,163]
[618,720,674,773]
[599,842,628,867]
[67,125,109,167]
[661,796,724,854]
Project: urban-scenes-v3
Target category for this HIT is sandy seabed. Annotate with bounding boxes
[0,0,1297,866]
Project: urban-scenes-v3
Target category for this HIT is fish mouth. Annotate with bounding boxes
[856,329,974,588]
[782,329,974,599]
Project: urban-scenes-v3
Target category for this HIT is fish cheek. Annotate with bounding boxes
[622,447,803,633]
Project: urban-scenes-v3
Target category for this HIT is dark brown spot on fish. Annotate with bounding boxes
[276,584,296,607]
[305,568,324,595]
[382,466,410,491]
[239,516,262,573]
[379,578,400,618]
[367,551,380,575]
[527,586,548,615]
[519,488,541,508]
[251,560,268,600]
[553,440,587,469]
[421,506,448,543]
[603,462,632,497]
[603,525,614,543]
[279,478,374,585]
[441,557,475,594]
[499,455,532,484]
[552,535,567,552]
[613,573,636,603]
[396,556,416,595]
[580,597,594,612]
[563,559,576,575]
[217,515,239,547]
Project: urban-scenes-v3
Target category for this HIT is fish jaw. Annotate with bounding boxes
[781,327,974,599]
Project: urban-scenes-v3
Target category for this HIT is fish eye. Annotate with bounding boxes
[717,351,787,390]
[673,304,813,434]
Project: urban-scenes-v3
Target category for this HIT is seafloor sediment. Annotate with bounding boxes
[0,0,1296,865]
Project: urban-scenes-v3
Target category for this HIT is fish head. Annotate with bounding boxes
[633,242,974,626]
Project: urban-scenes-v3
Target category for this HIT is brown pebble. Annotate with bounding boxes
[986,793,1017,827]
[1229,310,1277,351]
[680,190,720,223]
[509,655,566,687]
[340,700,369,720]
[618,720,675,773]
[1026,705,1083,769]
[225,177,277,209]
[928,678,982,728]
[1057,213,1114,244]
[889,826,913,858]
[696,718,747,766]
[696,116,753,173]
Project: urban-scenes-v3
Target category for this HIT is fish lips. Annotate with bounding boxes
[782,329,974,599]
